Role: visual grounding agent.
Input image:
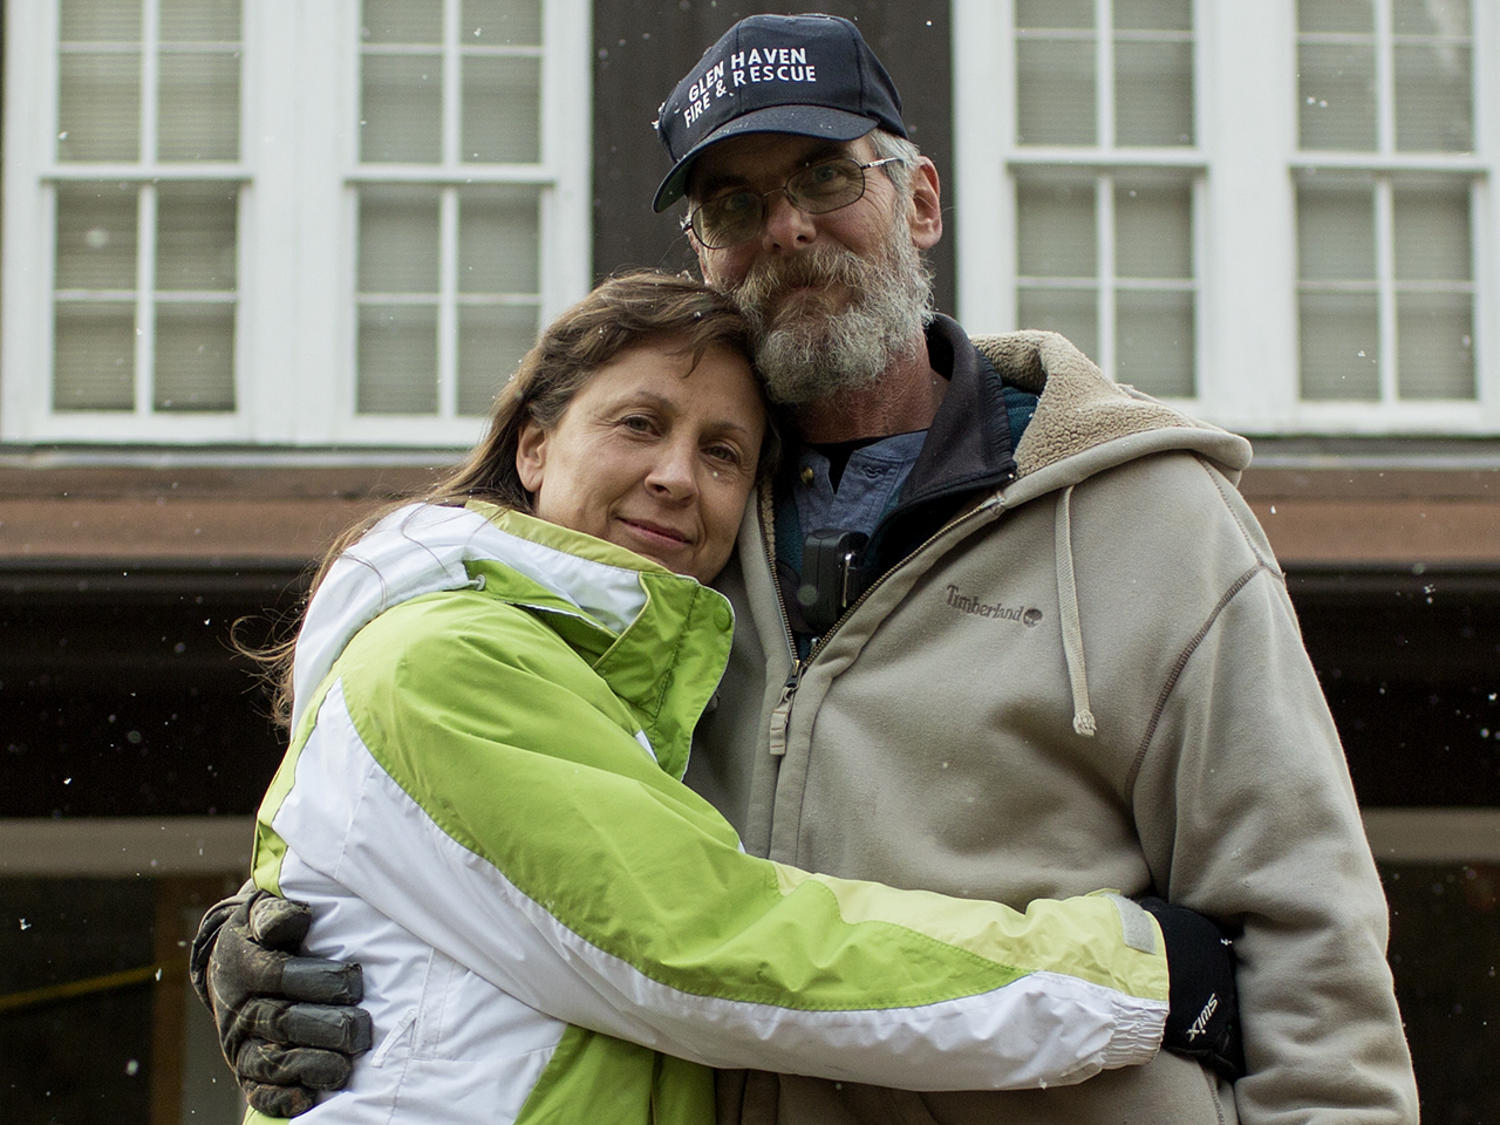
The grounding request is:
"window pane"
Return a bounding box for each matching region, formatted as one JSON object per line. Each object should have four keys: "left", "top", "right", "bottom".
{"left": 1298, "top": 186, "right": 1375, "bottom": 281}
{"left": 1116, "top": 181, "right": 1191, "bottom": 279}
{"left": 358, "top": 306, "right": 438, "bottom": 413}
{"left": 1017, "top": 40, "right": 1096, "bottom": 145}
{"left": 1299, "top": 43, "right": 1377, "bottom": 149}
{"left": 156, "top": 303, "right": 235, "bottom": 410}
{"left": 1116, "top": 40, "right": 1193, "bottom": 146}
{"left": 1300, "top": 0, "right": 1373, "bottom": 33}
{"left": 56, "top": 184, "right": 138, "bottom": 291}
{"left": 363, "top": 0, "right": 443, "bottom": 43}
{"left": 465, "top": 0, "right": 542, "bottom": 45}
{"left": 1019, "top": 288, "right": 1098, "bottom": 362}
{"left": 1016, "top": 0, "right": 1093, "bottom": 30}
{"left": 1397, "top": 293, "right": 1473, "bottom": 399}
{"left": 1017, "top": 177, "right": 1096, "bottom": 278}
{"left": 161, "top": 0, "right": 241, "bottom": 40}
{"left": 157, "top": 184, "right": 238, "bottom": 291}
{"left": 58, "top": 53, "right": 142, "bottom": 161}
{"left": 60, "top": 0, "right": 142, "bottom": 41}
{"left": 1394, "top": 185, "right": 1470, "bottom": 281}
{"left": 1393, "top": 0, "right": 1469, "bottom": 36}
{"left": 458, "top": 305, "right": 538, "bottom": 415}
{"left": 361, "top": 55, "right": 443, "bottom": 163}
{"left": 1116, "top": 0, "right": 1191, "bottom": 31}
{"left": 459, "top": 188, "right": 539, "bottom": 292}
{"left": 1300, "top": 292, "right": 1379, "bottom": 399}
{"left": 462, "top": 57, "right": 541, "bottom": 163}
{"left": 1117, "top": 289, "right": 1194, "bottom": 396}
{"left": 359, "top": 189, "right": 440, "bottom": 293}
{"left": 1395, "top": 43, "right": 1472, "bottom": 153}
{"left": 54, "top": 302, "right": 136, "bottom": 410}
{"left": 159, "top": 52, "right": 240, "bottom": 160}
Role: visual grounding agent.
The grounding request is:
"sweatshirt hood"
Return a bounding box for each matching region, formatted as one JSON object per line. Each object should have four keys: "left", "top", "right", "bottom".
{"left": 971, "top": 330, "right": 1252, "bottom": 492}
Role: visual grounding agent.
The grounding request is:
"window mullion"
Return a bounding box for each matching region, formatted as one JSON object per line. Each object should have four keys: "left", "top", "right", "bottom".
{"left": 443, "top": 0, "right": 462, "bottom": 167}
{"left": 1375, "top": 0, "right": 1395, "bottom": 156}
{"left": 1098, "top": 174, "right": 1116, "bottom": 377}
{"left": 135, "top": 183, "right": 158, "bottom": 416}
{"left": 1096, "top": 0, "right": 1113, "bottom": 149}
{"left": 438, "top": 186, "right": 459, "bottom": 419}
{"left": 142, "top": 0, "right": 161, "bottom": 163}
{"left": 1375, "top": 177, "right": 1399, "bottom": 404}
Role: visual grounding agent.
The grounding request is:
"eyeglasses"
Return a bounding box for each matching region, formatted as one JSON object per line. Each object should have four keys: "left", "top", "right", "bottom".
{"left": 681, "top": 156, "right": 906, "bottom": 249}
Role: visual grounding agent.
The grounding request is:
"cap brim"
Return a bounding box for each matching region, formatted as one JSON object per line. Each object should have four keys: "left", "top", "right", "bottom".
{"left": 652, "top": 104, "right": 879, "bottom": 213}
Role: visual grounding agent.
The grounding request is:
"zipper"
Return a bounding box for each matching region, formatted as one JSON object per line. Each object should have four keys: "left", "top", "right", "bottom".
{"left": 763, "top": 489, "right": 1008, "bottom": 756}
{"left": 761, "top": 486, "right": 805, "bottom": 758}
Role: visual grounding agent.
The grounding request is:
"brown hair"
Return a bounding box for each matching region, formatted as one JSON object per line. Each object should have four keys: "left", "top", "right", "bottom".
{"left": 240, "top": 269, "right": 775, "bottom": 727}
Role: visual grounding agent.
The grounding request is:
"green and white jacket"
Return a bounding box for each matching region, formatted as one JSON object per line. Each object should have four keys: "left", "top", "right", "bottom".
{"left": 250, "top": 501, "right": 1170, "bottom": 1124}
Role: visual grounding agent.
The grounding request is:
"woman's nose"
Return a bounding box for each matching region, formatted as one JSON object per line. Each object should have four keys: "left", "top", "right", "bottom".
{"left": 646, "top": 441, "right": 700, "bottom": 497}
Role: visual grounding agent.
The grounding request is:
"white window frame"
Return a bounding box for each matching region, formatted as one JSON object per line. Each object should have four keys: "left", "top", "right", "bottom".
{"left": 954, "top": 0, "right": 1500, "bottom": 436}
{"left": 2, "top": 0, "right": 592, "bottom": 448}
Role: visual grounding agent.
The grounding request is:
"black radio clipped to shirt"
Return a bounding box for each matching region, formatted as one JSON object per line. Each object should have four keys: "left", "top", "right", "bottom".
{"left": 797, "top": 529, "right": 870, "bottom": 635}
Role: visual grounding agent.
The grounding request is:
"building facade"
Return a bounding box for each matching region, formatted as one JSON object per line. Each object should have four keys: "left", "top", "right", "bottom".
{"left": 2, "top": 2, "right": 1497, "bottom": 1120}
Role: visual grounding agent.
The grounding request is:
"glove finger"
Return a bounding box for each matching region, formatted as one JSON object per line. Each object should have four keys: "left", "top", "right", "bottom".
{"left": 235, "top": 997, "right": 373, "bottom": 1053}
{"left": 209, "top": 922, "right": 297, "bottom": 1007}
{"left": 247, "top": 891, "right": 314, "bottom": 949}
{"left": 236, "top": 1039, "right": 357, "bottom": 1091}
{"left": 242, "top": 1079, "right": 318, "bottom": 1119}
{"left": 282, "top": 955, "right": 364, "bottom": 1005}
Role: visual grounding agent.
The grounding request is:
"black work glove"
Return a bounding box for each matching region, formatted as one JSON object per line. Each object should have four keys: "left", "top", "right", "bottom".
{"left": 1137, "top": 896, "right": 1245, "bottom": 1082}
{"left": 189, "top": 886, "right": 373, "bottom": 1117}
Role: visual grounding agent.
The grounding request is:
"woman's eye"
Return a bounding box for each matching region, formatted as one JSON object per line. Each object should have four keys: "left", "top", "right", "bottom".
{"left": 620, "top": 415, "right": 657, "bottom": 434}
{"left": 706, "top": 444, "right": 743, "bottom": 467}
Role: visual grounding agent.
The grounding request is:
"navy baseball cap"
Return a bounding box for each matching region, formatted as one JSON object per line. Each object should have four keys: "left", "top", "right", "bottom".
{"left": 652, "top": 13, "right": 907, "bottom": 212}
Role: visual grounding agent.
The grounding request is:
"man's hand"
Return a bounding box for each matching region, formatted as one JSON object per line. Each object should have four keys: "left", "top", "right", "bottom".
{"left": 1138, "top": 896, "right": 1245, "bottom": 1081}
{"left": 189, "top": 888, "right": 373, "bottom": 1117}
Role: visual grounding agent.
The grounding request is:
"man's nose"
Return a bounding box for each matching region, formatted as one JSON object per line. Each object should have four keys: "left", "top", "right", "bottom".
{"left": 759, "top": 189, "right": 817, "bottom": 251}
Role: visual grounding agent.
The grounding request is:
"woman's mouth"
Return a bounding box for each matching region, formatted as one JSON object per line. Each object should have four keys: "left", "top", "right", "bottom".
{"left": 619, "top": 518, "right": 691, "bottom": 550}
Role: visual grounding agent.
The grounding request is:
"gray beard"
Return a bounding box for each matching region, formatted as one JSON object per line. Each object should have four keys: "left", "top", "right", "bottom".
{"left": 726, "top": 219, "right": 934, "bottom": 406}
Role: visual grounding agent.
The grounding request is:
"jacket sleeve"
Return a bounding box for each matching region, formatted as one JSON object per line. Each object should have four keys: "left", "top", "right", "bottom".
{"left": 1128, "top": 502, "right": 1419, "bottom": 1121}
{"left": 256, "top": 593, "right": 1168, "bottom": 1093}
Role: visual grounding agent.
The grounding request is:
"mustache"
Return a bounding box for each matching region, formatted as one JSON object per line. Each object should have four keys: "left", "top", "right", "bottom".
{"left": 731, "top": 244, "right": 870, "bottom": 311}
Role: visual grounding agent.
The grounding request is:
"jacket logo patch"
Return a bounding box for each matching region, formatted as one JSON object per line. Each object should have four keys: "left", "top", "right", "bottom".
{"left": 944, "top": 585, "right": 1043, "bottom": 627}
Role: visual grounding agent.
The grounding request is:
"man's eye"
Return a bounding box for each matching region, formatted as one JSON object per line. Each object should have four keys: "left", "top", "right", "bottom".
{"left": 712, "top": 191, "right": 758, "bottom": 217}
{"left": 798, "top": 161, "right": 853, "bottom": 196}
{"left": 807, "top": 161, "right": 842, "bottom": 185}
{"left": 620, "top": 415, "right": 657, "bottom": 434}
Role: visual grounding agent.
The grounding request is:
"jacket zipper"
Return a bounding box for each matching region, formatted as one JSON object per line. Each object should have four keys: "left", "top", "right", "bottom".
{"left": 765, "top": 491, "right": 1008, "bottom": 756}
{"left": 762, "top": 487, "right": 804, "bottom": 758}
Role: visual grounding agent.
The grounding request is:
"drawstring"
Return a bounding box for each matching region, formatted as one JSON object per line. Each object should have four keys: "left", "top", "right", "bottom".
{"left": 1054, "top": 485, "right": 1097, "bottom": 737}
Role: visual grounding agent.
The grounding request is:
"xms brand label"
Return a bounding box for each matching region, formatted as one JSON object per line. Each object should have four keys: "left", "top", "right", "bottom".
{"left": 1186, "top": 993, "right": 1219, "bottom": 1041}
{"left": 943, "top": 585, "right": 1043, "bottom": 627}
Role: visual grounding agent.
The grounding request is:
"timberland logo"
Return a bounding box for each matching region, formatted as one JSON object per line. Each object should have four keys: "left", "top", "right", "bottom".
{"left": 944, "top": 585, "right": 1043, "bottom": 627}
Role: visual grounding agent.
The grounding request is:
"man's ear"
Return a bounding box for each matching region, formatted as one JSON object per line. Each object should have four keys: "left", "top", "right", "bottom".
{"left": 515, "top": 420, "right": 547, "bottom": 493}
{"left": 907, "top": 156, "right": 943, "bottom": 250}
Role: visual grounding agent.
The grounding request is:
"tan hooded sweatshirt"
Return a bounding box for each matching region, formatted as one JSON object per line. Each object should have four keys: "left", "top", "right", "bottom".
{"left": 690, "top": 324, "right": 1420, "bottom": 1124}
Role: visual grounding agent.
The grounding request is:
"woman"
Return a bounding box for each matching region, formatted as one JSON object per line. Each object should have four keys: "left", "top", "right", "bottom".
{"left": 239, "top": 272, "right": 1170, "bottom": 1123}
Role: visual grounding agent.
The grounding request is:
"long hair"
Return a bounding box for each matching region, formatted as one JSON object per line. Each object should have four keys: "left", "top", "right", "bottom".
{"left": 240, "top": 270, "right": 775, "bottom": 727}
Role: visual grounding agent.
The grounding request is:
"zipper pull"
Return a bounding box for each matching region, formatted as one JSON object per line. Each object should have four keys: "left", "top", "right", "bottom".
{"left": 768, "top": 665, "right": 801, "bottom": 757}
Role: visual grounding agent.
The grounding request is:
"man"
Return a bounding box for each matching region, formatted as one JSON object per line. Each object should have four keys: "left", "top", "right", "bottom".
{"left": 195, "top": 12, "right": 1418, "bottom": 1124}
{"left": 648, "top": 13, "right": 1417, "bottom": 1123}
